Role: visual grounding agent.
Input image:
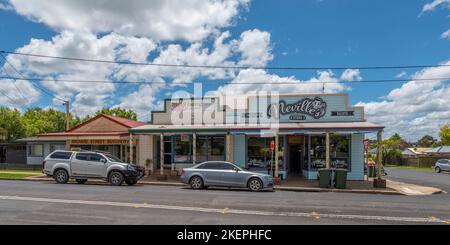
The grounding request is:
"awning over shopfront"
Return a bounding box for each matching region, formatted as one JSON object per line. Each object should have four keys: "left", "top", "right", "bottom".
{"left": 129, "top": 121, "right": 384, "bottom": 134}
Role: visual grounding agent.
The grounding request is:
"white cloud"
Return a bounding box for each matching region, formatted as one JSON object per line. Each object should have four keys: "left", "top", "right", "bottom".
{"left": 237, "top": 29, "right": 273, "bottom": 66}
{"left": 9, "top": 0, "right": 250, "bottom": 42}
{"left": 441, "top": 29, "right": 450, "bottom": 40}
{"left": 0, "top": 79, "right": 40, "bottom": 106}
{"left": 340, "top": 69, "right": 362, "bottom": 82}
{"left": 116, "top": 81, "right": 166, "bottom": 122}
{"left": 421, "top": 0, "right": 450, "bottom": 14}
{"left": 217, "top": 69, "right": 348, "bottom": 95}
{"left": 396, "top": 71, "right": 408, "bottom": 78}
{"left": 355, "top": 61, "right": 450, "bottom": 141}
{"left": 2, "top": 31, "right": 157, "bottom": 117}
{"left": 0, "top": 2, "right": 13, "bottom": 10}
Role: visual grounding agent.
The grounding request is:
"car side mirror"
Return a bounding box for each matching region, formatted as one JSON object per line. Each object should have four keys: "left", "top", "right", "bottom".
{"left": 100, "top": 158, "right": 107, "bottom": 163}
{"left": 233, "top": 167, "right": 239, "bottom": 172}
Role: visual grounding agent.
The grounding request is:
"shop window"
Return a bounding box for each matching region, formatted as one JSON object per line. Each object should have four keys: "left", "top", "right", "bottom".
{"left": 309, "top": 135, "right": 350, "bottom": 170}
{"left": 195, "top": 136, "right": 225, "bottom": 163}
{"left": 29, "top": 144, "right": 43, "bottom": 157}
{"left": 247, "top": 137, "right": 274, "bottom": 171}
{"left": 330, "top": 135, "right": 350, "bottom": 169}
{"left": 50, "top": 144, "right": 65, "bottom": 152}
{"left": 174, "top": 135, "right": 192, "bottom": 163}
{"left": 209, "top": 136, "right": 225, "bottom": 161}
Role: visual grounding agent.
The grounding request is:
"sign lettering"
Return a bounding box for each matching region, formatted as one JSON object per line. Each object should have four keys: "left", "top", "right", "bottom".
{"left": 267, "top": 97, "right": 327, "bottom": 119}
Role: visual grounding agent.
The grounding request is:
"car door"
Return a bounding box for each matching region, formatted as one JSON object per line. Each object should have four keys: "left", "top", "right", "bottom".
{"left": 198, "top": 162, "right": 223, "bottom": 186}
{"left": 443, "top": 160, "right": 450, "bottom": 171}
{"left": 71, "top": 153, "right": 90, "bottom": 176}
{"left": 84, "top": 153, "right": 107, "bottom": 177}
{"left": 219, "top": 163, "right": 248, "bottom": 187}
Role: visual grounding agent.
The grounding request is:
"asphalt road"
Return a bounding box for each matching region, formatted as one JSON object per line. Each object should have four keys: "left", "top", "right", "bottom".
{"left": 0, "top": 179, "right": 449, "bottom": 225}
{"left": 386, "top": 167, "right": 450, "bottom": 193}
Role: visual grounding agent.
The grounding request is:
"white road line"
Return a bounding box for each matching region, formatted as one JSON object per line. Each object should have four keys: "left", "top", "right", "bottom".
{"left": 0, "top": 195, "right": 448, "bottom": 224}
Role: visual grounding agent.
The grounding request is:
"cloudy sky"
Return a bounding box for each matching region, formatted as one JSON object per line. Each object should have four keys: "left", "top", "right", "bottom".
{"left": 0, "top": 0, "right": 449, "bottom": 141}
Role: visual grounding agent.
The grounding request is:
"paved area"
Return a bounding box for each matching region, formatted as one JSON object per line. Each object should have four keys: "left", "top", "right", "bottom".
{"left": 386, "top": 167, "right": 450, "bottom": 193}
{"left": 0, "top": 180, "right": 449, "bottom": 225}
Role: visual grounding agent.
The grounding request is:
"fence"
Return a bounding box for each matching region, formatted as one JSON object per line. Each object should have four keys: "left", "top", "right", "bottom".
{"left": 397, "top": 155, "right": 450, "bottom": 168}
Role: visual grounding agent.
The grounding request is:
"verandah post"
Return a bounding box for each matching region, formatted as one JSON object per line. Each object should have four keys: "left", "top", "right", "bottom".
{"left": 129, "top": 133, "right": 133, "bottom": 164}
{"left": 160, "top": 133, "right": 164, "bottom": 176}
{"left": 325, "top": 132, "right": 330, "bottom": 169}
{"left": 193, "top": 133, "right": 197, "bottom": 164}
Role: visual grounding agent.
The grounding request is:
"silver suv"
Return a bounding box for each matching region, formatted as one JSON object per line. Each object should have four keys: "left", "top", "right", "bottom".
{"left": 42, "top": 150, "right": 145, "bottom": 186}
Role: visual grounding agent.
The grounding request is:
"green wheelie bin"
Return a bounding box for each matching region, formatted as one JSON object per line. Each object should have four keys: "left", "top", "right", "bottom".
{"left": 334, "top": 168, "right": 348, "bottom": 189}
{"left": 368, "top": 165, "right": 376, "bottom": 177}
{"left": 318, "top": 169, "right": 332, "bottom": 188}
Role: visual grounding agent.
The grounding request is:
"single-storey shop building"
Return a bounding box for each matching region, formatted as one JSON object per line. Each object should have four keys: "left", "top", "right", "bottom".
{"left": 131, "top": 93, "right": 384, "bottom": 181}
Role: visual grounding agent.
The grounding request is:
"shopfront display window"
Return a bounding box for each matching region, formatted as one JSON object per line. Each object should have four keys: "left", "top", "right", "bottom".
{"left": 195, "top": 135, "right": 225, "bottom": 163}
{"left": 174, "top": 135, "right": 192, "bottom": 163}
{"left": 247, "top": 136, "right": 284, "bottom": 173}
{"left": 309, "top": 135, "right": 350, "bottom": 170}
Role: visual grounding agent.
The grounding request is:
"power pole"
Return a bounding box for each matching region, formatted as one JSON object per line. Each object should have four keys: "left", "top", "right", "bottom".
{"left": 65, "top": 100, "right": 70, "bottom": 131}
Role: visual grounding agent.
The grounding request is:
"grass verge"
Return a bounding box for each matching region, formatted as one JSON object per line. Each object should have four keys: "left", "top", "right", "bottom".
{"left": 385, "top": 165, "right": 433, "bottom": 172}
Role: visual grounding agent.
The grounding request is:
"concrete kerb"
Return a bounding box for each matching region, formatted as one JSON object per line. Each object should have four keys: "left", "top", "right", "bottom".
{"left": 0, "top": 175, "right": 441, "bottom": 196}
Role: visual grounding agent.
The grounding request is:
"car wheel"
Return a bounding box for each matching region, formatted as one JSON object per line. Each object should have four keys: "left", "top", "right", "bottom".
{"left": 76, "top": 179, "right": 87, "bottom": 184}
{"left": 435, "top": 167, "right": 441, "bottom": 173}
{"left": 125, "top": 178, "right": 137, "bottom": 186}
{"left": 54, "top": 169, "right": 69, "bottom": 184}
{"left": 248, "top": 178, "right": 263, "bottom": 192}
{"left": 189, "top": 176, "right": 204, "bottom": 190}
{"left": 109, "top": 171, "right": 124, "bottom": 186}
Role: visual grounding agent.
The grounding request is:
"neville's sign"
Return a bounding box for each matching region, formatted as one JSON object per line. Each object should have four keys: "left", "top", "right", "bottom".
{"left": 267, "top": 97, "right": 327, "bottom": 120}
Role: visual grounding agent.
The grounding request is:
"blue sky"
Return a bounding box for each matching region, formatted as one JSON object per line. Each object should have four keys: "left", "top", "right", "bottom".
{"left": 0, "top": 0, "right": 449, "bottom": 140}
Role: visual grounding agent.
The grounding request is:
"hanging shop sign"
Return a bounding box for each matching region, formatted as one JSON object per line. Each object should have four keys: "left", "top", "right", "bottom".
{"left": 267, "top": 97, "right": 327, "bottom": 119}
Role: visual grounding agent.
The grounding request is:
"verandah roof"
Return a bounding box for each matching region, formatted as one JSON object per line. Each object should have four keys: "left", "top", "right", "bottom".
{"left": 129, "top": 121, "right": 384, "bottom": 134}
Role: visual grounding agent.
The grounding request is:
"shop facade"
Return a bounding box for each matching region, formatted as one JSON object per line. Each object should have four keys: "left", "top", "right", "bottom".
{"left": 131, "top": 93, "right": 384, "bottom": 181}
{"left": 20, "top": 114, "right": 144, "bottom": 165}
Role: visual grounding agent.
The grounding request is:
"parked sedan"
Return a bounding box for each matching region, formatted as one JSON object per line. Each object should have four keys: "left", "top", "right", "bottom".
{"left": 180, "top": 161, "right": 274, "bottom": 192}
{"left": 434, "top": 159, "right": 450, "bottom": 173}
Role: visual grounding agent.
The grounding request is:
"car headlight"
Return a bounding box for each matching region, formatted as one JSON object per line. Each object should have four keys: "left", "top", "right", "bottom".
{"left": 127, "top": 164, "right": 136, "bottom": 171}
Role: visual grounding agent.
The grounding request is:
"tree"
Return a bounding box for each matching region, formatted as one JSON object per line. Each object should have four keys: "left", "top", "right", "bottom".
{"left": 22, "top": 108, "right": 67, "bottom": 136}
{"left": 0, "top": 107, "right": 26, "bottom": 142}
{"left": 417, "top": 135, "right": 436, "bottom": 147}
{"left": 380, "top": 133, "right": 410, "bottom": 165}
{"left": 22, "top": 107, "right": 82, "bottom": 135}
{"left": 440, "top": 124, "right": 450, "bottom": 146}
{"left": 95, "top": 107, "right": 138, "bottom": 120}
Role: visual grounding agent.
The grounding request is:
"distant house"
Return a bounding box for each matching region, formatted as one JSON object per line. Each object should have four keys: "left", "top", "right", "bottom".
{"left": 425, "top": 146, "right": 450, "bottom": 156}
{"left": 17, "top": 114, "right": 145, "bottom": 165}
{"left": 401, "top": 147, "right": 432, "bottom": 157}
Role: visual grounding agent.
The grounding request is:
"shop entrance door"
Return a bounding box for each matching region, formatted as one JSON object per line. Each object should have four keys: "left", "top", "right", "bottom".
{"left": 289, "top": 144, "right": 302, "bottom": 174}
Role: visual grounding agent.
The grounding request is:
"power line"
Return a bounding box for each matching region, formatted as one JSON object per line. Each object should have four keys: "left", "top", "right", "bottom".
{"left": 0, "top": 87, "right": 23, "bottom": 106}
{"left": 0, "top": 52, "right": 66, "bottom": 102}
{"left": 0, "top": 76, "right": 449, "bottom": 85}
{"left": 2, "top": 50, "right": 450, "bottom": 71}
{"left": 0, "top": 55, "right": 30, "bottom": 105}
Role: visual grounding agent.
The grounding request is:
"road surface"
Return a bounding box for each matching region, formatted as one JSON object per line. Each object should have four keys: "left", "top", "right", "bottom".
{"left": 0, "top": 179, "right": 449, "bottom": 225}
{"left": 386, "top": 167, "right": 450, "bottom": 193}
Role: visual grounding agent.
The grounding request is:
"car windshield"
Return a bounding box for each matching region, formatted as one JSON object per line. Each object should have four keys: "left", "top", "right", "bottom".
{"left": 104, "top": 154, "right": 123, "bottom": 163}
